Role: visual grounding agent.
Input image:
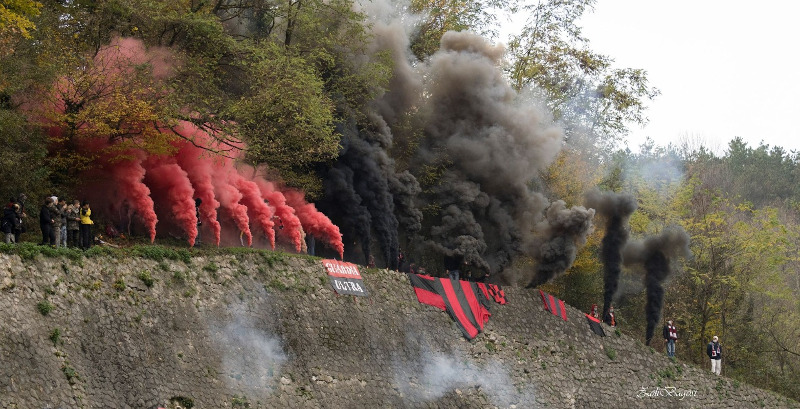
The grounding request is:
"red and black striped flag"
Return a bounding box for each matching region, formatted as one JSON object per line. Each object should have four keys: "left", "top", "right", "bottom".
{"left": 407, "top": 274, "right": 493, "bottom": 340}
{"left": 477, "top": 283, "right": 507, "bottom": 305}
{"left": 586, "top": 314, "right": 606, "bottom": 336}
{"left": 539, "top": 290, "right": 568, "bottom": 321}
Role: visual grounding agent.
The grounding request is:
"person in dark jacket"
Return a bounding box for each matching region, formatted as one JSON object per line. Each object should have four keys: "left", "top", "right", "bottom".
{"left": 66, "top": 200, "right": 81, "bottom": 247}
{"left": 39, "top": 197, "right": 55, "bottom": 246}
{"left": 14, "top": 193, "right": 27, "bottom": 242}
{"left": 663, "top": 320, "right": 678, "bottom": 357}
{"left": 2, "top": 199, "right": 19, "bottom": 243}
{"left": 707, "top": 335, "right": 722, "bottom": 375}
{"left": 194, "top": 198, "right": 202, "bottom": 246}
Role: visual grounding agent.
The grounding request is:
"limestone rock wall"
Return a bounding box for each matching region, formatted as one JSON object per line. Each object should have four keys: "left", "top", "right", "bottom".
{"left": 0, "top": 252, "right": 797, "bottom": 409}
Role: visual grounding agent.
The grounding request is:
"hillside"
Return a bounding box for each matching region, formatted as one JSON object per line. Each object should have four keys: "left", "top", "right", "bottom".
{"left": 0, "top": 249, "right": 797, "bottom": 408}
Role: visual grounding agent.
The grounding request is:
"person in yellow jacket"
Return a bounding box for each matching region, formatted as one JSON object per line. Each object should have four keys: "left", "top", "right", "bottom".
{"left": 79, "top": 200, "right": 93, "bottom": 250}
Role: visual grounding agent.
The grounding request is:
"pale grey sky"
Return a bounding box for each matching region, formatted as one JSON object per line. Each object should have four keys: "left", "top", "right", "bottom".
{"left": 576, "top": 0, "right": 800, "bottom": 153}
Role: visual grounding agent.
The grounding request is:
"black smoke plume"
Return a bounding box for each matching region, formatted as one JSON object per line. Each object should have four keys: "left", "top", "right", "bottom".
{"left": 320, "top": 118, "right": 421, "bottom": 269}
{"left": 412, "top": 31, "right": 594, "bottom": 279}
{"left": 526, "top": 201, "right": 595, "bottom": 287}
{"left": 314, "top": 2, "right": 426, "bottom": 269}
{"left": 584, "top": 190, "right": 637, "bottom": 323}
{"left": 623, "top": 226, "right": 691, "bottom": 345}
{"left": 324, "top": 4, "right": 595, "bottom": 278}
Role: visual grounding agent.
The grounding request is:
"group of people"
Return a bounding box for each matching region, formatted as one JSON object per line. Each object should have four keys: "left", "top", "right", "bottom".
{"left": 662, "top": 320, "right": 723, "bottom": 376}
{"left": 38, "top": 196, "right": 94, "bottom": 249}
{"left": 588, "top": 305, "right": 722, "bottom": 375}
{"left": 1, "top": 194, "right": 94, "bottom": 249}
{"left": 589, "top": 303, "right": 617, "bottom": 327}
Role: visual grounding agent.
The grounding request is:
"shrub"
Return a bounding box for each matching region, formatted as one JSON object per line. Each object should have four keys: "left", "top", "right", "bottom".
{"left": 606, "top": 347, "right": 617, "bottom": 360}
{"left": 137, "top": 271, "right": 154, "bottom": 287}
{"left": 62, "top": 362, "right": 78, "bottom": 384}
{"left": 113, "top": 278, "right": 126, "bottom": 292}
{"left": 37, "top": 299, "right": 54, "bottom": 316}
{"left": 49, "top": 328, "right": 61, "bottom": 345}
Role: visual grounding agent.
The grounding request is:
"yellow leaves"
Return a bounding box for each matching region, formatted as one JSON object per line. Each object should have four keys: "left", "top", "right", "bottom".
{"left": 0, "top": 0, "right": 42, "bottom": 39}
{"left": 542, "top": 148, "right": 602, "bottom": 207}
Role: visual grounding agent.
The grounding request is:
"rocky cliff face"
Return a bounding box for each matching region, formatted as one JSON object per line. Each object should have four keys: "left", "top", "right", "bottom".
{"left": 0, "top": 251, "right": 797, "bottom": 409}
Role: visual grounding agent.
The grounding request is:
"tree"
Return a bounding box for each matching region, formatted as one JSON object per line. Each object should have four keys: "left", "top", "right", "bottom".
{"left": 230, "top": 42, "right": 340, "bottom": 196}
{"left": 0, "top": 0, "right": 42, "bottom": 57}
{"left": 408, "top": 0, "right": 507, "bottom": 59}
{"left": 506, "top": 0, "right": 659, "bottom": 151}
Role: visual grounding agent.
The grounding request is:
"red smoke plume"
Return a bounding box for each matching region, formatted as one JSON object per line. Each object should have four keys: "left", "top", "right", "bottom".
{"left": 35, "top": 36, "right": 344, "bottom": 254}
{"left": 143, "top": 158, "right": 198, "bottom": 246}
{"left": 174, "top": 125, "right": 223, "bottom": 245}
{"left": 110, "top": 151, "right": 158, "bottom": 242}
{"left": 284, "top": 190, "right": 344, "bottom": 258}
{"left": 231, "top": 172, "right": 275, "bottom": 249}
{"left": 255, "top": 179, "right": 303, "bottom": 252}
{"left": 211, "top": 165, "right": 254, "bottom": 247}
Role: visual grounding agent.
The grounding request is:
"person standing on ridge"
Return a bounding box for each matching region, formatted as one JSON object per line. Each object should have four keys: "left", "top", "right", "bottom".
{"left": 663, "top": 319, "right": 678, "bottom": 357}
{"left": 194, "top": 198, "right": 202, "bottom": 246}
{"left": 15, "top": 193, "right": 27, "bottom": 243}
{"left": 79, "top": 200, "right": 93, "bottom": 250}
{"left": 590, "top": 304, "right": 599, "bottom": 320}
{"left": 67, "top": 200, "right": 81, "bottom": 247}
{"left": 604, "top": 305, "right": 616, "bottom": 327}
{"left": 39, "top": 197, "right": 55, "bottom": 246}
{"left": 707, "top": 335, "right": 722, "bottom": 375}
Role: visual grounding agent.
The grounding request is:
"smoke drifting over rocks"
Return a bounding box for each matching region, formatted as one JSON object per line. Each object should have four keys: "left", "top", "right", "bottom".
{"left": 623, "top": 226, "right": 691, "bottom": 345}
{"left": 392, "top": 347, "right": 537, "bottom": 406}
{"left": 584, "top": 190, "right": 637, "bottom": 321}
{"left": 209, "top": 301, "right": 287, "bottom": 393}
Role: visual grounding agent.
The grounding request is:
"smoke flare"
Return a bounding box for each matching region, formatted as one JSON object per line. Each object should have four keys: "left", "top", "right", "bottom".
{"left": 175, "top": 129, "right": 223, "bottom": 245}
{"left": 255, "top": 178, "right": 304, "bottom": 252}
{"left": 623, "top": 226, "right": 691, "bottom": 345}
{"left": 527, "top": 201, "right": 595, "bottom": 287}
{"left": 584, "top": 190, "right": 637, "bottom": 323}
{"left": 232, "top": 173, "right": 276, "bottom": 249}
{"left": 143, "top": 159, "right": 198, "bottom": 246}
{"left": 284, "top": 190, "right": 344, "bottom": 258}
{"left": 110, "top": 152, "right": 158, "bottom": 242}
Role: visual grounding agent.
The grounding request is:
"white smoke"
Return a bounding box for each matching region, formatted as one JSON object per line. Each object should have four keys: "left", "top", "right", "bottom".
{"left": 209, "top": 301, "right": 287, "bottom": 393}
{"left": 393, "top": 349, "right": 537, "bottom": 407}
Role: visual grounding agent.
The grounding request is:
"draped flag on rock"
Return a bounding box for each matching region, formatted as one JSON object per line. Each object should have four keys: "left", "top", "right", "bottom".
{"left": 477, "top": 282, "right": 507, "bottom": 305}
{"left": 586, "top": 314, "right": 606, "bottom": 336}
{"left": 539, "top": 290, "right": 568, "bottom": 321}
{"left": 407, "top": 274, "right": 499, "bottom": 340}
{"left": 322, "top": 259, "right": 368, "bottom": 297}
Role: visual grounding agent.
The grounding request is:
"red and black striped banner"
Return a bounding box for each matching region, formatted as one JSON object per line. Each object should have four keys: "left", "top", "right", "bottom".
{"left": 539, "top": 290, "right": 568, "bottom": 321}
{"left": 408, "top": 274, "right": 495, "bottom": 340}
{"left": 477, "top": 282, "right": 507, "bottom": 305}
{"left": 586, "top": 314, "right": 606, "bottom": 336}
